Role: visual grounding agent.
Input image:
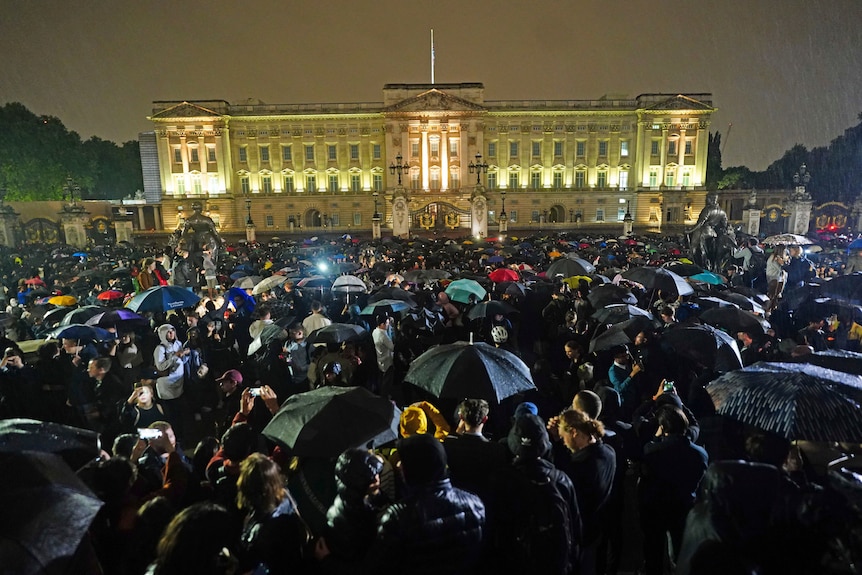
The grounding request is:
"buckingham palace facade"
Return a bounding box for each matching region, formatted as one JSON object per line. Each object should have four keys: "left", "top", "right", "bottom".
{"left": 142, "top": 83, "right": 715, "bottom": 239}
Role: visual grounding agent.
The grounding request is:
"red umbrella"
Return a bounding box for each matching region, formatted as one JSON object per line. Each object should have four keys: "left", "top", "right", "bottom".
{"left": 97, "top": 290, "right": 125, "bottom": 301}
{"left": 25, "top": 278, "right": 46, "bottom": 286}
{"left": 488, "top": 268, "right": 520, "bottom": 283}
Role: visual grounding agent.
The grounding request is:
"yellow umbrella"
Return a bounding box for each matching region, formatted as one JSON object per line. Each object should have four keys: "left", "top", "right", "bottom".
{"left": 562, "top": 275, "right": 593, "bottom": 288}
{"left": 679, "top": 258, "right": 693, "bottom": 264}
{"left": 48, "top": 295, "right": 77, "bottom": 307}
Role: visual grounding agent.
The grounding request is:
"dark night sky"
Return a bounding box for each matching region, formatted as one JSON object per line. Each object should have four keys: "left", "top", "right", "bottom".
{"left": 2, "top": 0, "right": 860, "bottom": 171}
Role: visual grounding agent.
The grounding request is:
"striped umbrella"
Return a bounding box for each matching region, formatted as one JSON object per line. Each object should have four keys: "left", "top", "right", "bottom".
{"left": 706, "top": 362, "right": 862, "bottom": 442}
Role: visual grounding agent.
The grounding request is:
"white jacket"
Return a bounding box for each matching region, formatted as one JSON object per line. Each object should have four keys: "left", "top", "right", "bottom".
{"left": 154, "top": 324, "right": 185, "bottom": 400}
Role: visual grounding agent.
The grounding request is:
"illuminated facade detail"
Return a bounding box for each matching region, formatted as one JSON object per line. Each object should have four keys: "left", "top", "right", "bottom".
{"left": 148, "top": 85, "right": 715, "bottom": 234}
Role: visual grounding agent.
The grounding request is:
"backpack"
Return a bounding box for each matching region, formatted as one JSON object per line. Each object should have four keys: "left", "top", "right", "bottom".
{"left": 748, "top": 248, "right": 767, "bottom": 271}
{"left": 508, "top": 473, "right": 573, "bottom": 575}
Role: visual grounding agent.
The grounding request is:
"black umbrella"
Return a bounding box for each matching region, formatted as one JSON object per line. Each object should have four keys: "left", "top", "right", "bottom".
{"left": 0, "top": 451, "right": 104, "bottom": 575}
{"left": 694, "top": 296, "right": 739, "bottom": 311}
{"left": 306, "top": 323, "right": 366, "bottom": 345}
{"left": 589, "top": 316, "right": 656, "bottom": 353}
{"left": 262, "top": 386, "right": 397, "bottom": 457}
{"left": 48, "top": 324, "right": 115, "bottom": 343}
{"left": 819, "top": 273, "right": 862, "bottom": 304}
{"left": 40, "top": 307, "right": 74, "bottom": 328}
{"left": 797, "top": 349, "right": 862, "bottom": 377}
{"left": 706, "top": 362, "right": 862, "bottom": 442}
{"left": 465, "top": 300, "right": 520, "bottom": 321}
{"left": 621, "top": 267, "right": 694, "bottom": 297}
{"left": 547, "top": 257, "right": 595, "bottom": 278}
{"left": 404, "top": 341, "right": 535, "bottom": 403}
{"left": 592, "top": 304, "right": 654, "bottom": 325}
{"left": 402, "top": 269, "right": 451, "bottom": 283}
{"left": 700, "top": 307, "right": 770, "bottom": 335}
{"left": 368, "top": 287, "right": 417, "bottom": 304}
{"left": 715, "top": 292, "right": 766, "bottom": 314}
{"left": 797, "top": 298, "right": 862, "bottom": 323}
{"left": 663, "top": 261, "right": 705, "bottom": 277}
{"left": 0, "top": 419, "right": 101, "bottom": 471}
{"left": 58, "top": 305, "right": 107, "bottom": 327}
{"left": 587, "top": 284, "right": 637, "bottom": 308}
{"left": 661, "top": 323, "right": 743, "bottom": 372}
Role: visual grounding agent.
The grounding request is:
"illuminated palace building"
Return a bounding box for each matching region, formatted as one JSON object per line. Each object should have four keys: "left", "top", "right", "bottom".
{"left": 143, "top": 83, "right": 715, "bottom": 238}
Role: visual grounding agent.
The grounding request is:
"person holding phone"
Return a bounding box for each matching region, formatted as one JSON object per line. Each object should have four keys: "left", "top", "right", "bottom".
{"left": 119, "top": 372, "right": 165, "bottom": 431}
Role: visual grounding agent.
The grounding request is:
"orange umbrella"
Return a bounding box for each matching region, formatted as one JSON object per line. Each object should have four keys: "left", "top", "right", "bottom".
{"left": 548, "top": 250, "right": 562, "bottom": 258}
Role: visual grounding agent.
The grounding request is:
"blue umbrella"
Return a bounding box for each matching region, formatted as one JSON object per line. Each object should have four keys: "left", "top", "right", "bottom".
{"left": 689, "top": 271, "right": 726, "bottom": 285}
{"left": 126, "top": 286, "right": 201, "bottom": 313}
{"left": 488, "top": 255, "right": 506, "bottom": 263}
{"left": 848, "top": 238, "right": 862, "bottom": 250}
{"left": 48, "top": 324, "right": 115, "bottom": 343}
{"left": 226, "top": 287, "right": 256, "bottom": 316}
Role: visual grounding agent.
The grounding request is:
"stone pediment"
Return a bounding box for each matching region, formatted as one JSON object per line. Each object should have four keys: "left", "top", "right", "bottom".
{"left": 385, "top": 89, "right": 486, "bottom": 113}
{"left": 150, "top": 102, "right": 223, "bottom": 120}
{"left": 645, "top": 95, "right": 713, "bottom": 112}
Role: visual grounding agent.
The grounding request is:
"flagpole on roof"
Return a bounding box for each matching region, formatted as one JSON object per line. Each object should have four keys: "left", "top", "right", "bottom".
{"left": 430, "top": 29, "right": 435, "bottom": 84}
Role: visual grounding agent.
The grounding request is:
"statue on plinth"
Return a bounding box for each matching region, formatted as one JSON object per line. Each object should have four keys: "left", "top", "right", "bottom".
{"left": 173, "top": 202, "right": 223, "bottom": 270}
{"left": 687, "top": 192, "right": 735, "bottom": 273}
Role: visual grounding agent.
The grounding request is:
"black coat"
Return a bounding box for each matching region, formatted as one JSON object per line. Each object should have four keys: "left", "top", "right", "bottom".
{"left": 240, "top": 496, "right": 309, "bottom": 575}
{"left": 638, "top": 434, "right": 708, "bottom": 513}
{"left": 364, "top": 478, "right": 485, "bottom": 575}
{"left": 555, "top": 440, "right": 616, "bottom": 546}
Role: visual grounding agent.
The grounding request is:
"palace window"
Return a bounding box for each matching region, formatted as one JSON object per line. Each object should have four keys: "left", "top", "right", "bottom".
{"left": 306, "top": 174, "right": 316, "bottom": 191}
{"left": 553, "top": 171, "right": 563, "bottom": 189}
{"left": 510, "top": 142, "right": 519, "bottom": 157}
{"left": 668, "top": 141, "right": 677, "bottom": 156}
{"left": 487, "top": 172, "right": 497, "bottom": 189}
{"left": 189, "top": 147, "right": 199, "bottom": 163}
{"left": 554, "top": 141, "right": 563, "bottom": 157}
{"left": 282, "top": 145, "right": 292, "bottom": 161}
{"left": 259, "top": 146, "right": 270, "bottom": 162}
{"left": 595, "top": 208, "right": 605, "bottom": 222}
{"left": 598, "top": 141, "right": 608, "bottom": 157}
{"left": 351, "top": 174, "right": 361, "bottom": 192}
{"left": 665, "top": 171, "right": 675, "bottom": 187}
{"left": 450, "top": 139, "right": 458, "bottom": 157}
{"left": 450, "top": 170, "right": 460, "bottom": 189}
{"left": 175, "top": 175, "right": 186, "bottom": 195}
{"left": 329, "top": 174, "right": 339, "bottom": 192}
{"left": 328, "top": 145, "right": 337, "bottom": 161}
{"left": 238, "top": 147, "right": 248, "bottom": 163}
{"left": 575, "top": 170, "right": 586, "bottom": 188}
{"left": 350, "top": 144, "right": 359, "bottom": 160}
{"left": 240, "top": 176, "right": 249, "bottom": 194}
{"left": 619, "top": 171, "right": 629, "bottom": 190}
{"left": 411, "top": 142, "right": 420, "bottom": 157}
{"left": 650, "top": 140, "right": 660, "bottom": 156}
{"left": 173, "top": 147, "right": 182, "bottom": 163}
{"left": 430, "top": 139, "right": 439, "bottom": 158}
{"left": 532, "top": 141, "right": 541, "bottom": 157}
{"left": 649, "top": 170, "right": 658, "bottom": 188}
{"left": 372, "top": 144, "right": 381, "bottom": 160}
{"left": 283, "top": 175, "right": 294, "bottom": 193}
{"left": 265, "top": 215, "right": 274, "bottom": 227}
{"left": 305, "top": 145, "right": 315, "bottom": 161}
{"left": 597, "top": 171, "right": 607, "bottom": 188}
{"left": 685, "top": 140, "right": 693, "bottom": 155}
{"left": 530, "top": 171, "right": 541, "bottom": 189}
{"left": 576, "top": 141, "right": 586, "bottom": 157}
{"left": 488, "top": 142, "right": 497, "bottom": 157}
{"left": 207, "top": 146, "right": 217, "bottom": 163}
{"left": 262, "top": 176, "right": 272, "bottom": 194}
{"left": 508, "top": 171, "right": 520, "bottom": 189}
{"left": 620, "top": 140, "right": 629, "bottom": 157}
{"left": 373, "top": 174, "right": 383, "bottom": 191}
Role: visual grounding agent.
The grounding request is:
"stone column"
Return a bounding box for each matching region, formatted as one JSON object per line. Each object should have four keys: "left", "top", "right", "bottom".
{"left": 742, "top": 191, "right": 761, "bottom": 236}
{"left": 471, "top": 187, "right": 488, "bottom": 239}
{"left": 372, "top": 215, "right": 382, "bottom": 240}
{"left": 785, "top": 197, "right": 813, "bottom": 235}
{"left": 114, "top": 218, "right": 135, "bottom": 244}
{"left": 852, "top": 196, "right": 862, "bottom": 232}
{"left": 246, "top": 223, "right": 257, "bottom": 243}
{"left": 59, "top": 205, "right": 90, "bottom": 249}
{"left": 0, "top": 205, "right": 20, "bottom": 247}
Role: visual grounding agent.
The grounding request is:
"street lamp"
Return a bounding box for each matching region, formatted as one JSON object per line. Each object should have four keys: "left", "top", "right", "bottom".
{"left": 245, "top": 198, "right": 253, "bottom": 226}
{"left": 623, "top": 200, "right": 634, "bottom": 235}
{"left": 468, "top": 153, "right": 489, "bottom": 185}
{"left": 389, "top": 153, "right": 409, "bottom": 187}
{"left": 372, "top": 191, "right": 380, "bottom": 219}
{"left": 792, "top": 163, "right": 811, "bottom": 200}
{"left": 498, "top": 190, "right": 508, "bottom": 236}
{"left": 569, "top": 209, "right": 574, "bottom": 224}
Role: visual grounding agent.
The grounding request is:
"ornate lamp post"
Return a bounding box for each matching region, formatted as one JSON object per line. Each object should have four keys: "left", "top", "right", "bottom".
{"left": 59, "top": 176, "right": 89, "bottom": 248}
{"left": 792, "top": 163, "right": 812, "bottom": 201}
{"left": 372, "top": 191, "right": 382, "bottom": 240}
{"left": 786, "top": 163, "right": 814, "bottom": 234}
{"left": 498, "top": 189, "right": 508, "bottom": 237}
{"left": 389, "top": 153, "right": 409, "bottom": 187}
{"left": 468, "top": 153, "right": 489, "bottom": 185}
{"left": 623, "top": 200, "right": 634, "bottom": 236}
{"left": 62, "top": 176, "right": 81, "bottom": 207}
{"left": 244, "top": 197, "right": 256, "bottom": 242}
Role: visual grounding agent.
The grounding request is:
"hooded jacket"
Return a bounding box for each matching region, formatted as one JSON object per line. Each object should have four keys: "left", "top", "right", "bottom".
{"left": 154, "top": 324, "right": 185, "bottom": 400}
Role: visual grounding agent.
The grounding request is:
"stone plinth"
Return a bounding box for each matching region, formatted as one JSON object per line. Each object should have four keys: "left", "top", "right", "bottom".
{"left": 785, "top": 198, "right": 813, "bottom": 235}
{"left": 59, "top": 205, "right": 90, "bottom": 249}
{"left": 743, "top": 208, "right": 762, "bottom": 236}
{"left": 391, "top": 189, "right": 410, "bottom": 238}
{"left": 0, "top": 207, "right": 20, "bottom": 247}
{"left": 471, "top": 188, "right": 488, "bottom": 239}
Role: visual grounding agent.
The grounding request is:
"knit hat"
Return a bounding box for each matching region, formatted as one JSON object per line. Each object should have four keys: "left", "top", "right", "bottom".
{"left": 399, "top": 406, "right": 428, "bottom": 437}
{"left": 397, "top": 434, "right": 448, "bottom": 485}
{"left": 507, "top": 414, "right": 551, "bottom": 459}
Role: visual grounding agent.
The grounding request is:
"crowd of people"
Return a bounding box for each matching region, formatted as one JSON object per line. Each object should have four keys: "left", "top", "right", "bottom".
{"left": 1, "top": 229, "right": 862, "bottom": 575}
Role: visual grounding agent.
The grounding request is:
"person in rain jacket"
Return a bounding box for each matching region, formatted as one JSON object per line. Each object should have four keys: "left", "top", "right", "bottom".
{"left": 154, "top": 324, "right": 188, "bottom": 426}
